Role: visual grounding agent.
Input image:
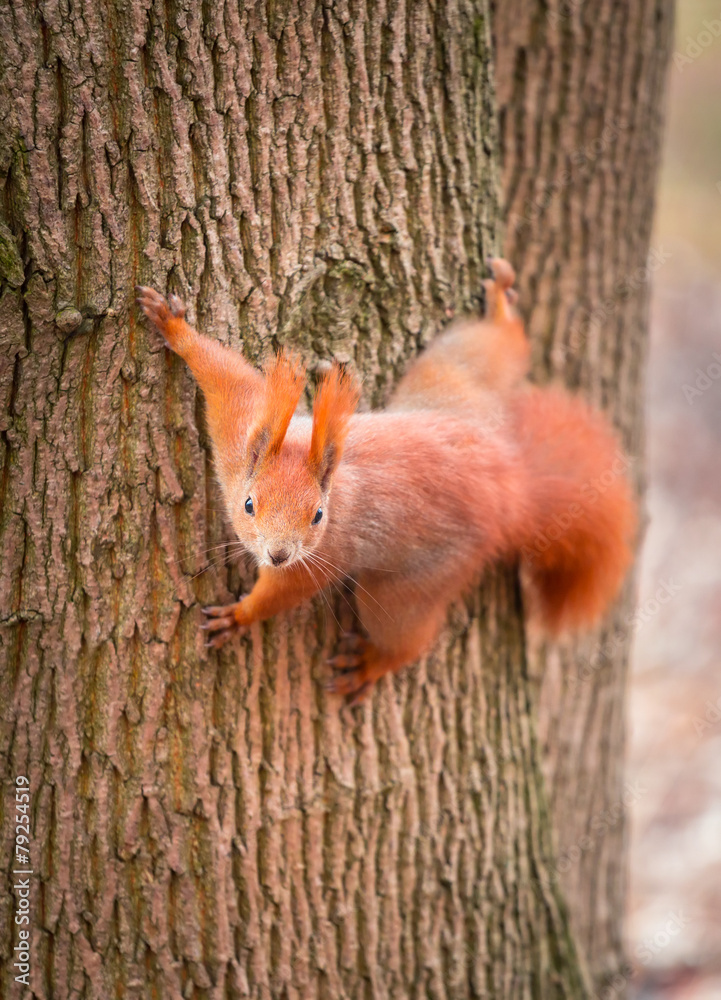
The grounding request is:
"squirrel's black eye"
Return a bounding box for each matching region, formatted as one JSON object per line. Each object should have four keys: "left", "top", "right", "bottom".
{"left": 244, "top": 497, "right": 254, "bottom": 515}
{"left": 312, "top": 508, "right": 323, "bottom": 525}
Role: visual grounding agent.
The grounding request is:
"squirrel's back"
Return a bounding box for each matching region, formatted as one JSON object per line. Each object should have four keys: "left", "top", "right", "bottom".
{"left": 330, "top": 410, "right": 530, "bottom": 575}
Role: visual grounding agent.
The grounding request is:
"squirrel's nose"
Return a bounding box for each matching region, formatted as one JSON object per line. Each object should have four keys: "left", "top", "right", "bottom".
{"left": 269, "top": 549, "right": 289, "bottom": 566}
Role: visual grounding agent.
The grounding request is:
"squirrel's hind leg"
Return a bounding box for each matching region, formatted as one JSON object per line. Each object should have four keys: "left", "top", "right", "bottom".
{"left": 324, "top": 575, "right": 450, "bottom": 703}
{"left": 389, "top": 258, "right": 529, "bottom": 413}
{"left": 325, "top": 630, "right": 439, "bottom": 704}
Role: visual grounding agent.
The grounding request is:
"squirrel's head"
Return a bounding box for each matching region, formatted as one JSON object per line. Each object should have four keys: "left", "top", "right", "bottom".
{"left": 225, "top": 354, "right": 360, "bottom": 569}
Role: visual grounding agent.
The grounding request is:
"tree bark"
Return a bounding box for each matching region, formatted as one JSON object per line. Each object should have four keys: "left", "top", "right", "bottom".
{"left": 493, "top": 0, "right": 673, "bottom": 992}
{"left": 0, "top": 0, "right": 668, "bottom": 998}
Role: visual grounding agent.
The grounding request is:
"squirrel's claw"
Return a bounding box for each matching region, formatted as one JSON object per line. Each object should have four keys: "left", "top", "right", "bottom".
{"left": 135, "top": 286, "right": 187, "bottom": 348}
{"left": 200, "top": 616, "right": 232, "bottom": 633}
{"left": 205, "top": 631, "right": 235, "bottom": 649}
{"left": 322, "top": 668, "right": 372, "bottom": 701}
{"left": 324, "top": 636, "right": 380, "bottom": 702}
{"left": 326, "top": 651, "right": 364, "bottom": 670}
{"left": 485, "top": 257, "right": 516, "bottom": 291}
{"left": 482, "top": 257, "right": 518, "bottom": 323}
{"left": 200, "top": 603, "right": 246, "bottom": 649}
{"left": 135, "top": 285, "right": 168, "bottom": 324}
{"left": 347, "top": 682, "right": 373, "bottom": 706}
{"left": 166, "top": 293, "right": 186, "bottom": 318}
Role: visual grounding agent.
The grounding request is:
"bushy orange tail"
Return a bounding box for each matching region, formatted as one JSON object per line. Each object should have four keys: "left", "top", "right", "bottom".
{"left": 512, "top": 387, "right": 637, "bottom": 634}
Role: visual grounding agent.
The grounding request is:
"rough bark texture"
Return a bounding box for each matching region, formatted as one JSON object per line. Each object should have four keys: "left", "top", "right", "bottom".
{"left": 0, "top": 0, "right": 669, "bottom": 997}
{"left": 493, "top": 0, "right": 673, "bottom": 991}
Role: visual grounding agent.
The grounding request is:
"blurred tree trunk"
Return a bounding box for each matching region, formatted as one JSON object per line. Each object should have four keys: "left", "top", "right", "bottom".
{"left": 0, "top": 0, "right": 668, "bottom": 998}
{"left": 494, "top": 0, "right": 674, "bottom": 992}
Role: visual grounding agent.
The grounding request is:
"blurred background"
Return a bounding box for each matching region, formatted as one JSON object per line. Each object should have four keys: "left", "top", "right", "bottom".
{"left": 627, "top": 1, "right": 721, "bottom": 996}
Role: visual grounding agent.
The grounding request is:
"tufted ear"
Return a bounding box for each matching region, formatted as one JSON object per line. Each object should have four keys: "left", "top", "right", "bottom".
{"left": 308, "top": 364, "right": 360, "bottom": 490}
{"left": 245, "top": 352, "right": 305, "bottom": 477}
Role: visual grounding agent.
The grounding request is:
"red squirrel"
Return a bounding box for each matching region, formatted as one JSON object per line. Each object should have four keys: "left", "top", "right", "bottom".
{"left": 136, "top": 259, "right": 636, "bottom": 703}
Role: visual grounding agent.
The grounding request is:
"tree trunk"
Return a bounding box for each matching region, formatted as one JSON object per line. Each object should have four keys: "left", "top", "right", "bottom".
{"left": 0, "top": 1, "right": 667, "bottom": 998}
{"left": 493, "top": 0, "right": 673, "bottom": 992}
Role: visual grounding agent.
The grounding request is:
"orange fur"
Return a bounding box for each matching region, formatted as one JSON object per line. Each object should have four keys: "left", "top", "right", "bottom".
{"left": 134, "top": 286, "right": 264, "bottom": 475}
{"left": 309, "top": 365, "right": 361, "bottom": 485}
{"left": 137, "top": 263, "right": 638, "bottom": 703}
{"left": 246, "top": 352, "right": 305, "bottom": 474}
{"left": 510, "top": 387, "right": 637, "bottom": 633}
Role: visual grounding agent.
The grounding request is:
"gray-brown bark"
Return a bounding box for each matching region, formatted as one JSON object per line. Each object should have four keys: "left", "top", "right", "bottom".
{"left": 0, "top": 0, "right": 669, "bottom": 997}
{"left": 494, "top": 0, "right": 674, "bottom": 992}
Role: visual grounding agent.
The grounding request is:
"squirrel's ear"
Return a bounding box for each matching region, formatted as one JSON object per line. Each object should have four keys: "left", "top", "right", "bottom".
{"left": 245, "top": 352, "right": 305, "bottom": 477}
{"left": 309, "top": 364, "right": 360, "bottom": 490}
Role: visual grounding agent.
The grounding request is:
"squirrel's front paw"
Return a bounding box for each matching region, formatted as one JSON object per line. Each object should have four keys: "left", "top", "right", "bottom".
{"left": 324, "top": 634, "right": 385, "bottom": 705}
{"left": 135, "top": 286, "right": 186, "bottom": 349}
{"left": 200, "top": 601, "right": 247, "bottom": 649}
